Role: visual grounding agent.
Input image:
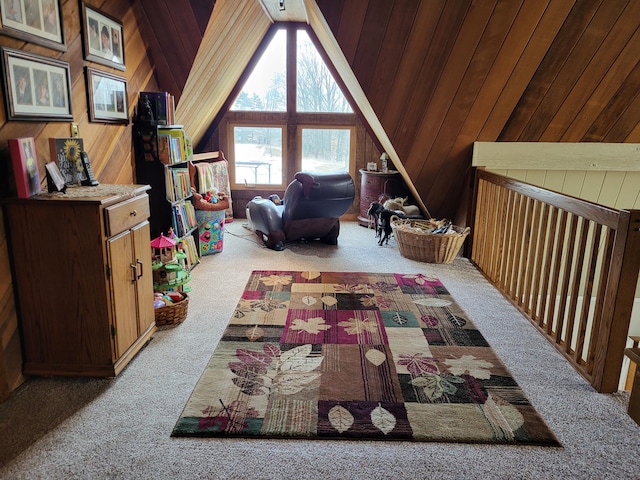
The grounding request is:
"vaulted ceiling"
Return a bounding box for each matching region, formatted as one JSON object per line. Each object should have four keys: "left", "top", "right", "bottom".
{"left": 136, "top": 0, "right": 640, "bottom": 219}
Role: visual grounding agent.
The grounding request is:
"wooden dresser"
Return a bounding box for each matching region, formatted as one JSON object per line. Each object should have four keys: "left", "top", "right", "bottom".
{"left": 358, "top": 169, "right": 405, "bottom": 226}
{"left": 4, "top": 184, "right": 156, "bottom": 377}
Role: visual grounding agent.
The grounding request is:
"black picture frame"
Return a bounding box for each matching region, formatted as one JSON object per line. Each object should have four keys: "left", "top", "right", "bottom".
{"left": 1, "top": 46, "right": 73, "bottom": 122}
{"left": 80, "top": 2, "right": 125, "bottom": 71}
{"left": 0, "top": 0, "right": 66, "bottom": 51}
{"left": 85, "top": 66, "right": 128, "bottom": 124}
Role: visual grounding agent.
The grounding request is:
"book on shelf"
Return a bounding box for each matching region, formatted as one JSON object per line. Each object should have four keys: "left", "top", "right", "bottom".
{"left": 178, "top": 235, "right": 199, "bottom": 270}
{"left": 49, "top": 137, "right": 86, "bottom": 186}
{"left": 172, "top": 201, "right": 198, "bottom": 238}
{"left": 8, "top": 137, "right": 41, "bottom": 198}
{"left": 165, "top": 166, "right": 191, "bottom": 203}
{"left": 157, "top": 133, "right": 171, "bottom": 164}
{"left": 158, "top": 127, "right": 186, "bottom": 164}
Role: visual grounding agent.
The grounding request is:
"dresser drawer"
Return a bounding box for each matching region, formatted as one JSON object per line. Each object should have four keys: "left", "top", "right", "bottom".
{"left": 105, "top": 195, "right": 150, "bottom": 237}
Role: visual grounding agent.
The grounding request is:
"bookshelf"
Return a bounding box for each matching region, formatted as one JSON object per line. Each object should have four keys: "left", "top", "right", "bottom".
{"left": 133, "top": 110, "right": 199, "bottom": 269}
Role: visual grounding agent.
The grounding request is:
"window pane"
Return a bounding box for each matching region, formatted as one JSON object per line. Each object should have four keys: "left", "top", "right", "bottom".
{"left": 301, "top": 128, "right": 350, "bottom": 172}
{"left": 231, "top": 30, "right": 286, "bottom": 112}
{"left": 233, "top": 126, "right": 282, "bottom": 185}
{"left": 297, "top": 30, "right": 352, "bottom": 113}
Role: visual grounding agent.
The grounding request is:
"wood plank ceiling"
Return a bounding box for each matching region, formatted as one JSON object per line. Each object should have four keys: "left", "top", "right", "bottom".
{"left": 137, "top": 0, "right": 640, "bottom": 220}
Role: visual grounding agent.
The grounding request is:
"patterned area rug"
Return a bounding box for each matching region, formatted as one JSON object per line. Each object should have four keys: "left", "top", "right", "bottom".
{"left": 172, "top": 271, "right": 560, "bottom": 445}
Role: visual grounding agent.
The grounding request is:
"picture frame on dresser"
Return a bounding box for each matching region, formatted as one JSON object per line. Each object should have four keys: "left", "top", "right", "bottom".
{"left": 85, "top": 66, "right": 128, "bottom": 124}
{"left": 0, "top": 47, "right": 73, "bottom": 122}
{"left": 80, "top": 2, "right": 125, "bottom": 71}
{"left": 0, "top": 0, "right": 66, "bottom": 51}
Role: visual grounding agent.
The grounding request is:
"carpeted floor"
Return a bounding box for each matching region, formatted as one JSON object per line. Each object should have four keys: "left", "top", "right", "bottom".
{"left": 0, "top": 220, "right": 638, "bottom": 479}
{"left": 173, "top": 270, "right": 559, "bottom": 445}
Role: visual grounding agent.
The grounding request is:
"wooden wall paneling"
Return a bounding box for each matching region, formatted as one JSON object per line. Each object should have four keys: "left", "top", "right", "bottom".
{"left": 440, "top": 0, "right": 552, "bottom": 222}
{"left": 541, "top": 0, "right": 640, "bottom": 141}
{"left": 389, "top": 1, "right": 467, "bottom": 162}
{"left": 561, "top": 30, "right": 640, "bottom": 141}
{"left": 625, "top": 118, "right": 640, "bottom": 142}
{"left": 419, "top": 0, "right": 524, "bottom": 216}
{"left": 140, "top": 0, "right": 201, "bottom": 100}
{"left": 601, "top": 80, "right": 640, "bottom": 143}
{"left": 401, "top": 1, "right": 497, "bottom": 218}
{"left": 376, "top": 1, "right": 445, "bottom": 155}
{"left": 134, "top": 1, "right": 181, "bottom": 98}
{"left": 580, "top": 171, "right": 607, "bottom": 203}
{"left": 598, "top": 171, "right": 627, "bottom": 208}
{"left": 314, "top": 0, "right": 343, "bottom": 34}
{"left": 582, "top": 60, "right": 640, "bottom": 142}
{"left": 334, "top": 0, "right": 368, "bottom": 65}
{"left": 177, "top": 0, "right": 271, "bottom": 143}
{"left": 364, "top": 1, "right": 420, "bottom": 115}
{"left": 498, "top": 0, "right": 605, "bottom": 141}
{"left": 617, "top": 172, "right": 640, "bottom": 210}
{"left": 451, "top": 0, "right": 550, "bottom": 146}
{"left": 479, "top": 0, "right": 576, "bottom": 140}
{"left": 349, "top": 1, "right": 393, "bottom": 94}
{"left": 518, "top": 0, "right": 629, "bottom": 141}
{"left": 191, "top": 0, "right": 218, "bottom": 34}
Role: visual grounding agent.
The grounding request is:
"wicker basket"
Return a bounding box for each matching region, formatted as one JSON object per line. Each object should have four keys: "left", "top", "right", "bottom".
{"left": 154, "top": 293, "right": 189, "bottom": 327}
{"left": 391, "top": 218, "right": 471, "bottom": 264}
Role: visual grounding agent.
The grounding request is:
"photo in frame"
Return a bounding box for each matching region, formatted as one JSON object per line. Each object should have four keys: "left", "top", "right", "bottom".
{"left": 0, "top": 0, "right": 66, "bottom": 51}
{"left": 45, "top": 161, "right": 66, "bottom": 193}
{"left": 85, "top": 66, "right": 128, "bottom": 124}
{"left": 80, "top": 2, "right": 124, "bottom": 71}
{"left": 8, "top": 137, "right": 40, "bottom": 198}
{"left": 1, "top": 46, "right": 72, "bottom": 122}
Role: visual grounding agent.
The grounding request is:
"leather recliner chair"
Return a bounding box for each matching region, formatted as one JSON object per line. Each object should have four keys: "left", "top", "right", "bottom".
{"left": 247, "top": 171, "right": 355, "bottom": 251}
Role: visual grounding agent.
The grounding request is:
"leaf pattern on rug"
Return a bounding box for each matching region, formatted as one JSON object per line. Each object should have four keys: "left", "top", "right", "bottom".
{"left": 390, "top": 312, "right": 408, "bottom": 326}
{"left": 245, "top": 325, "right": 265, "bottom": 341}
{"left": 261, "top": 274, "right": 293, "bottom": 286}
{"left": 413, "top": 298, "right": 452, "bottom": 307}
{"left": 302, "top": 271, "right": 321, "bottom": 280}
{"left": 410, "top": 373, "right": 465, "bottom": 400}
{"left": 289, "top": 317, "right": 331, "bottom": 334}
{"left": 360, "top": 295, "right": 377, "bottom": 308}
{"left": 371, "top": 404, "right": 396, "bottom": 435}
{"left": 301, "top": 295, "right": 317, "bottom": 306}
{"left": 334, "top": 283, "right": 369, "bottom": 294}
{"left": 401, "top": 273, "right": 438, "bottom": 285}
{"left": 338, "top": 317, "right": 379, "bottom": 335}
{"left": 365, "top": 348, "right": 387, "bottom": 366}
{"left": 321, "top": 295, "right": 338, "bottom": 307}
{"left": 445, "top": 355, "right": 493, "bottom": 379}
{"left": 328, "top": 405, "right": 354, "bottom": 433}
{"left": 398, "top": 353, "right": 439, "bottom": 375}
{"left": 228, "top": 343, "right": 323, "bottom": 396}
{"left": 173, "top": 271, "right": 560, "bottom": 446}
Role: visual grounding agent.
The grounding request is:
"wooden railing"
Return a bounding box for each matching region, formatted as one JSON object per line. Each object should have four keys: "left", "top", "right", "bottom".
{"left": 470, "top": 169, "right": 640, "bottom": 393}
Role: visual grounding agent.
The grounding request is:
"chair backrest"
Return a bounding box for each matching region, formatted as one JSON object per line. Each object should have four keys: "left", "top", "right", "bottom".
{"left": 282, "top": 171, "right": 355, "bottom": 223}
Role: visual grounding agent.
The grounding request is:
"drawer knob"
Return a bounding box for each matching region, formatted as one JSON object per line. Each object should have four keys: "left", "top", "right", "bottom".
{"left": 130, "top": 210, "right": 137, "bottom": 216}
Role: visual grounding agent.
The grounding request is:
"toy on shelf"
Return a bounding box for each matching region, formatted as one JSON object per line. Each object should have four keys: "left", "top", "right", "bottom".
{"left": 150, "top": 233, "right": 191, "bottom": 327}
{"left": 150, "top": 233, "right": 191, "bottom": 293}
{"left": 191, "top": 187, "right": 227, "bottom": 256}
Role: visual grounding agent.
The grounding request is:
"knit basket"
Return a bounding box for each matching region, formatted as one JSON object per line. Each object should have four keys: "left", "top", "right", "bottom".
{"left": 154, "top": 293, "right": 189, "bottom": 327}
{"left": 391, "top": 218, "right": 470, "bottom": 264}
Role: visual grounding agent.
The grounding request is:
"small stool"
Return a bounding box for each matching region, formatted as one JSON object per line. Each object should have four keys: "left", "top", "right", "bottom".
{"left": 624, "top": 347, "right": 640, "bottom": 425}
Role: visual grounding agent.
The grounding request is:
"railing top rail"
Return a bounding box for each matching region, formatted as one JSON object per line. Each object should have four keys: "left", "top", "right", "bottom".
{"left": 476, "top": 169, "right": 623, "bottom": 229}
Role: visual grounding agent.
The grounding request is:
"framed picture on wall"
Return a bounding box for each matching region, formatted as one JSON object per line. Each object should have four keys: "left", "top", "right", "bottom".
{"left": 1, "top": 46, "right": 73, "bottom": 122}
{"left": 85, "top": 66, "right": 128, "bottom": 124}
{"left": 0, "top": 0, "right": 66, "bottom": 51}
{"left": 80, "top": 2, "right": 125, "bottom": 71}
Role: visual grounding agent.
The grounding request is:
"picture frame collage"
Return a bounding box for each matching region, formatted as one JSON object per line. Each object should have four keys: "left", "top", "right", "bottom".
{"left": 0, "top": 0, "right": 128, "bottom": 124}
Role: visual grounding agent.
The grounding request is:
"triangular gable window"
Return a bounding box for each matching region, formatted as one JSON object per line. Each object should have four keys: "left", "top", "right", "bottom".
{"left": 231, "top": 28, "right": 352, "bottom": 113}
